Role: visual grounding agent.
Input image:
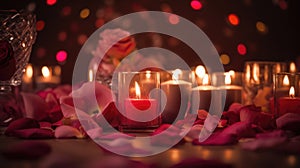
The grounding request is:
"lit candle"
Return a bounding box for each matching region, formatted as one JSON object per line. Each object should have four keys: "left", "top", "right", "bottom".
{"left": 195, "top": 65, "right": 206, "bottom": 85}
{"left": 290, "top": 62, "right": 297, "bottom": 73}
{"left": 218, "top": 72, "right": 242, "bottom": 111}
{"left": 276, "top": 86, "right": 300, "bottom": 116}
{"left": 124, "top": 82, "right": 159, "bottom": 128}
{"left": 35, "top": 66, "right": 61, "bottom": 91}
{"left": 161, "top": 69, "right": 192, "bottom": 123}
{"left": 21, "top": 64, "right": 34, "bottom": 92}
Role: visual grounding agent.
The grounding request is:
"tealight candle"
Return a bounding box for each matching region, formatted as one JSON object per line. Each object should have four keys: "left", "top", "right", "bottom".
{"left": 35, "top": 66, "right": 61, "bottom": 91}
{"left": 273, "top": 73, "right": 300, "bottom": 117}
{"left": 21, "top": 64, "right": 33, "bottom": 92}
{"left": 118, "top": 71, "right": 161, "bottom": 132}
{"left": 160, "top": 69, "right": 192, "bottom": 124}
{"left": 212, "top": 72, "right": 242, "bottom": 111}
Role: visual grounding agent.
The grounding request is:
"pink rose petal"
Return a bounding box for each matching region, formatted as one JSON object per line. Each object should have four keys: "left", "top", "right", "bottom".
{"left": 5, "top": 118, "right": 40, "bottom": 136}
{"left": 256, "top": 130, "right": 286, "bottom": 139}
{"left": 13, "top": 128, "right": 54, "bottom": 139}
{"left": 39, "top": 121, "right": 53, "bottom": 129}
{"left": 222, "top": 111, "right": 240, "bottom": 125}
{"left": 185, "top": 124, "right": 203, "bottom": 140}
{"left": 54, "top": 125, "right": 84, "bottom": 139}
{"left": 151, "top": 124, "right": 183, "bottom": 146}
{"left": 1, "top": 141, "right": 51, "bottom": 159}
{"left": 86, "top": 127, "right": 103, "bottom": 139}
{"left": 99, "top": 132, "right": 134, "bottom": 140}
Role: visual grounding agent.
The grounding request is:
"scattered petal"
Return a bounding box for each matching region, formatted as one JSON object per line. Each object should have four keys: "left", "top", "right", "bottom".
{"left": 13, "top": 128, "right": 54, "bottom": 139}
{"left": 54, "top": 125, "right": 84, "bottom": 138}
{"left": 5, "top": 118, "right": 39, "bottom": 136}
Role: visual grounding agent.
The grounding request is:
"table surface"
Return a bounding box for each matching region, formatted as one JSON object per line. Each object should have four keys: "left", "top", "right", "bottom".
{"left": 0, "top": 135, "right": 299, "bottom": 168}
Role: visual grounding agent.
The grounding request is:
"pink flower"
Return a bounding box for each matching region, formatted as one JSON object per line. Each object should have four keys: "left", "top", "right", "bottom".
{"left": 92, "top": 28, "right": 136, "bottom": 66}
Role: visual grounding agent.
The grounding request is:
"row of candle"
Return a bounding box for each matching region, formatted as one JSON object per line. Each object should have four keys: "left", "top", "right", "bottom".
{"left": 117, "top": 61, "right": 300, "bottom": 131}
{"left": 22, "top": 64, "right": 61, "bottom": 91}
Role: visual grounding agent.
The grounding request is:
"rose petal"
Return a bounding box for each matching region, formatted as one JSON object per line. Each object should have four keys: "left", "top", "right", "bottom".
{"left": 13, "top": 128, "right": 54, "bottom": 139}
{"left": 239, "top": 105, "right": 261, "bottom": 123}
{"left": 222, "top": 111, "right": 240, "bottom": 125}
{"left": 276, "top": 113, "right": 300, "bottom": 132}
{"left": 1, "top": 141, "right": 51, "bottom": 159}
{"left": 5, "top": 118, "right": 40, "bottom": 136}
{"left": 54, "top": 125, "right": 84, "bottom": 139}
{"left": 222, "top": 121, "right": 256, "bottom": 139}
{"left": 99, "top": 132, "right": 134, "bottom": 140}
{"left": 86, "top": 127, "right": 103, "bottom": 139}
{"left": 151, "top": 124, "right": 183, "bottom": 146}
{"left": 185, "top": 124, "right": 203, "bottom": 141}
{"left": 227, "top": 103, "right": 243, "bottom": 114}
{"left": 241, "top": 137, "right": 287, "bottom": 151}
{"left": 256, "top": 130, "right": 286, "bottom": 139}
{"left": 193, "top": 132, "right": 238, "bottom": 146}
{"left": 21, "top": 92, "right": 49, "bottom": 121}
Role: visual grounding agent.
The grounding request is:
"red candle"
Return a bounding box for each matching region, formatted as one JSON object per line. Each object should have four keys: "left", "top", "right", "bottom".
{"left": 121, "top": 82, "right": 160, "bottom": 131}
{"left": 276, "top": 86, "right": 300, "bottom": 116}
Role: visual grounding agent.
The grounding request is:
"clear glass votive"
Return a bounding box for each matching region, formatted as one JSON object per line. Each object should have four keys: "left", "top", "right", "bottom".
{"left": 118, "top": 71, "right": 161, "bottom": 132}
{"left": 160, "top": 69, "right": 193, "bottom": 124}
{"left": 211, "top": 71, "right": 243, "bottom": 111}
{"left": 273, "top": 73, "right": 300, "bottom": 117}
{"left": 243, "top": 61, "right": 287, "bottom": 112}
{"left": 35, "top": 65, "right": 61, "bottom": 91}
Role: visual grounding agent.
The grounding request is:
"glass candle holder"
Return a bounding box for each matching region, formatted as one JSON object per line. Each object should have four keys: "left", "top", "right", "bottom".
{"left": 35, "top": 65, "right": 61, "bottom": 91}
{"left": 160, "top": 69, "right": 193, "bottom": 124}
{"left": 212, "top": 71, "right": 243, "bottom": 111}
{"left": 118, "top": 71, "right": 161, "bottom": 132}
{"left": 243, "top": 61, "right": 287, "bottom": 112}
{"left": 272, "top": 73, "right": 300, "bottom": 117}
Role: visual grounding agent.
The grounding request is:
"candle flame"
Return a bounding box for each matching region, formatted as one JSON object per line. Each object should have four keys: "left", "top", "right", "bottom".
{"left": 195, "top": 65, "right": 206, "bottom": 78}
{"left": 135, "top": 81, "right": 141, "bottom": 99}
{"left": 172, "top": 69, "right": 182, "bottom": 81}
{"left": 41, "top": 66, "right": 51, "bottom": 78}
{"left": 225, "top": 73, "right": 232, "bottom": 85}
{"left": 25, "top": 64, "right": 33, "bottom": 78}
{"left": 146, "top": 70, "right": 151, "bottom": 79}
{"left": 290, "top": 62, "right": 296, "bottom": 73}
{"left": 228, "top": 70, "right": 235, "bottom": 77}
{"left": 289, "top": 86, "right": 295, "bottom": 98}
{"left": 253, "top": 63, "right": 259, "bottom": 82}
{"left": 203, "top": 74, "right": 209, "bottom": 85}
{"left": 283, "top": 75, "right": 290, "bottom": 86}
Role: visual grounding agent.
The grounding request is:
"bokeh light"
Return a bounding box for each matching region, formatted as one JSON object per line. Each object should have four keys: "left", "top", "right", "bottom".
{"left": 237, "top": 43, "right": 247, "bottom": 55}
{"left": 46, "top": 0, "right": 57, "bottom": 6}
{"left": 227, "top": 14, "right": 240, "bottom": 26}
{"left": 190, "top": 0, "right": 203, "bottom": 10}
{"left": 61, "top": 6, "right": 72, "bottom": 16}
{"left": 169, "top": 14, "right": 179, "bottom": 25}
{"left": 95, "top": 18, "right": 105, "bottom": 28}
{"left": 77, "top": 34, "right": 88, "bottom": 45}
{"left": 161, "top": 3, "right": 172, "bottom": 13}
{"left": 56, "top": 50, "right": 68, "bottom": 63}
{"left": 220, "top": 54, "right": 230, "bottom": 65}
{"left": 36, "top": 47, "right": 46, "bottom": 58}
{"left": 58, "top": 31, "right": 67, "bottom": 41}
{"left": 256, "top": 21, "right": 268, "bottom": 34}
{"left": 80, "top": 8, "right": 90, "bottom": 19}
{"left": 36, "top": 20, "right": 45, "bottom": 31}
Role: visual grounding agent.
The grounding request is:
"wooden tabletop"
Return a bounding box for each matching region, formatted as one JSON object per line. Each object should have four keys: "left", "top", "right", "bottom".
{"left": 0, "top": 135, "right": 299, "bottom": 168}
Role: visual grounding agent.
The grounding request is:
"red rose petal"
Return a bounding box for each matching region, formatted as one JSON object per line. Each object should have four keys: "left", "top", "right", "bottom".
{"left": 5, "top": 118, "right": 40, "bottom": 136}
{"left": 193, "top": 132, "right": 238, "bottom": 146}
{"left": 13, "top": 128, "right": 54, "bottom": 139}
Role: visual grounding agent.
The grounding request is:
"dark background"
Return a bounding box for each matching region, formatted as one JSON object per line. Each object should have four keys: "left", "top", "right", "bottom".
{"left": 1, "top": 0, "right": 300, "bottom": 84}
